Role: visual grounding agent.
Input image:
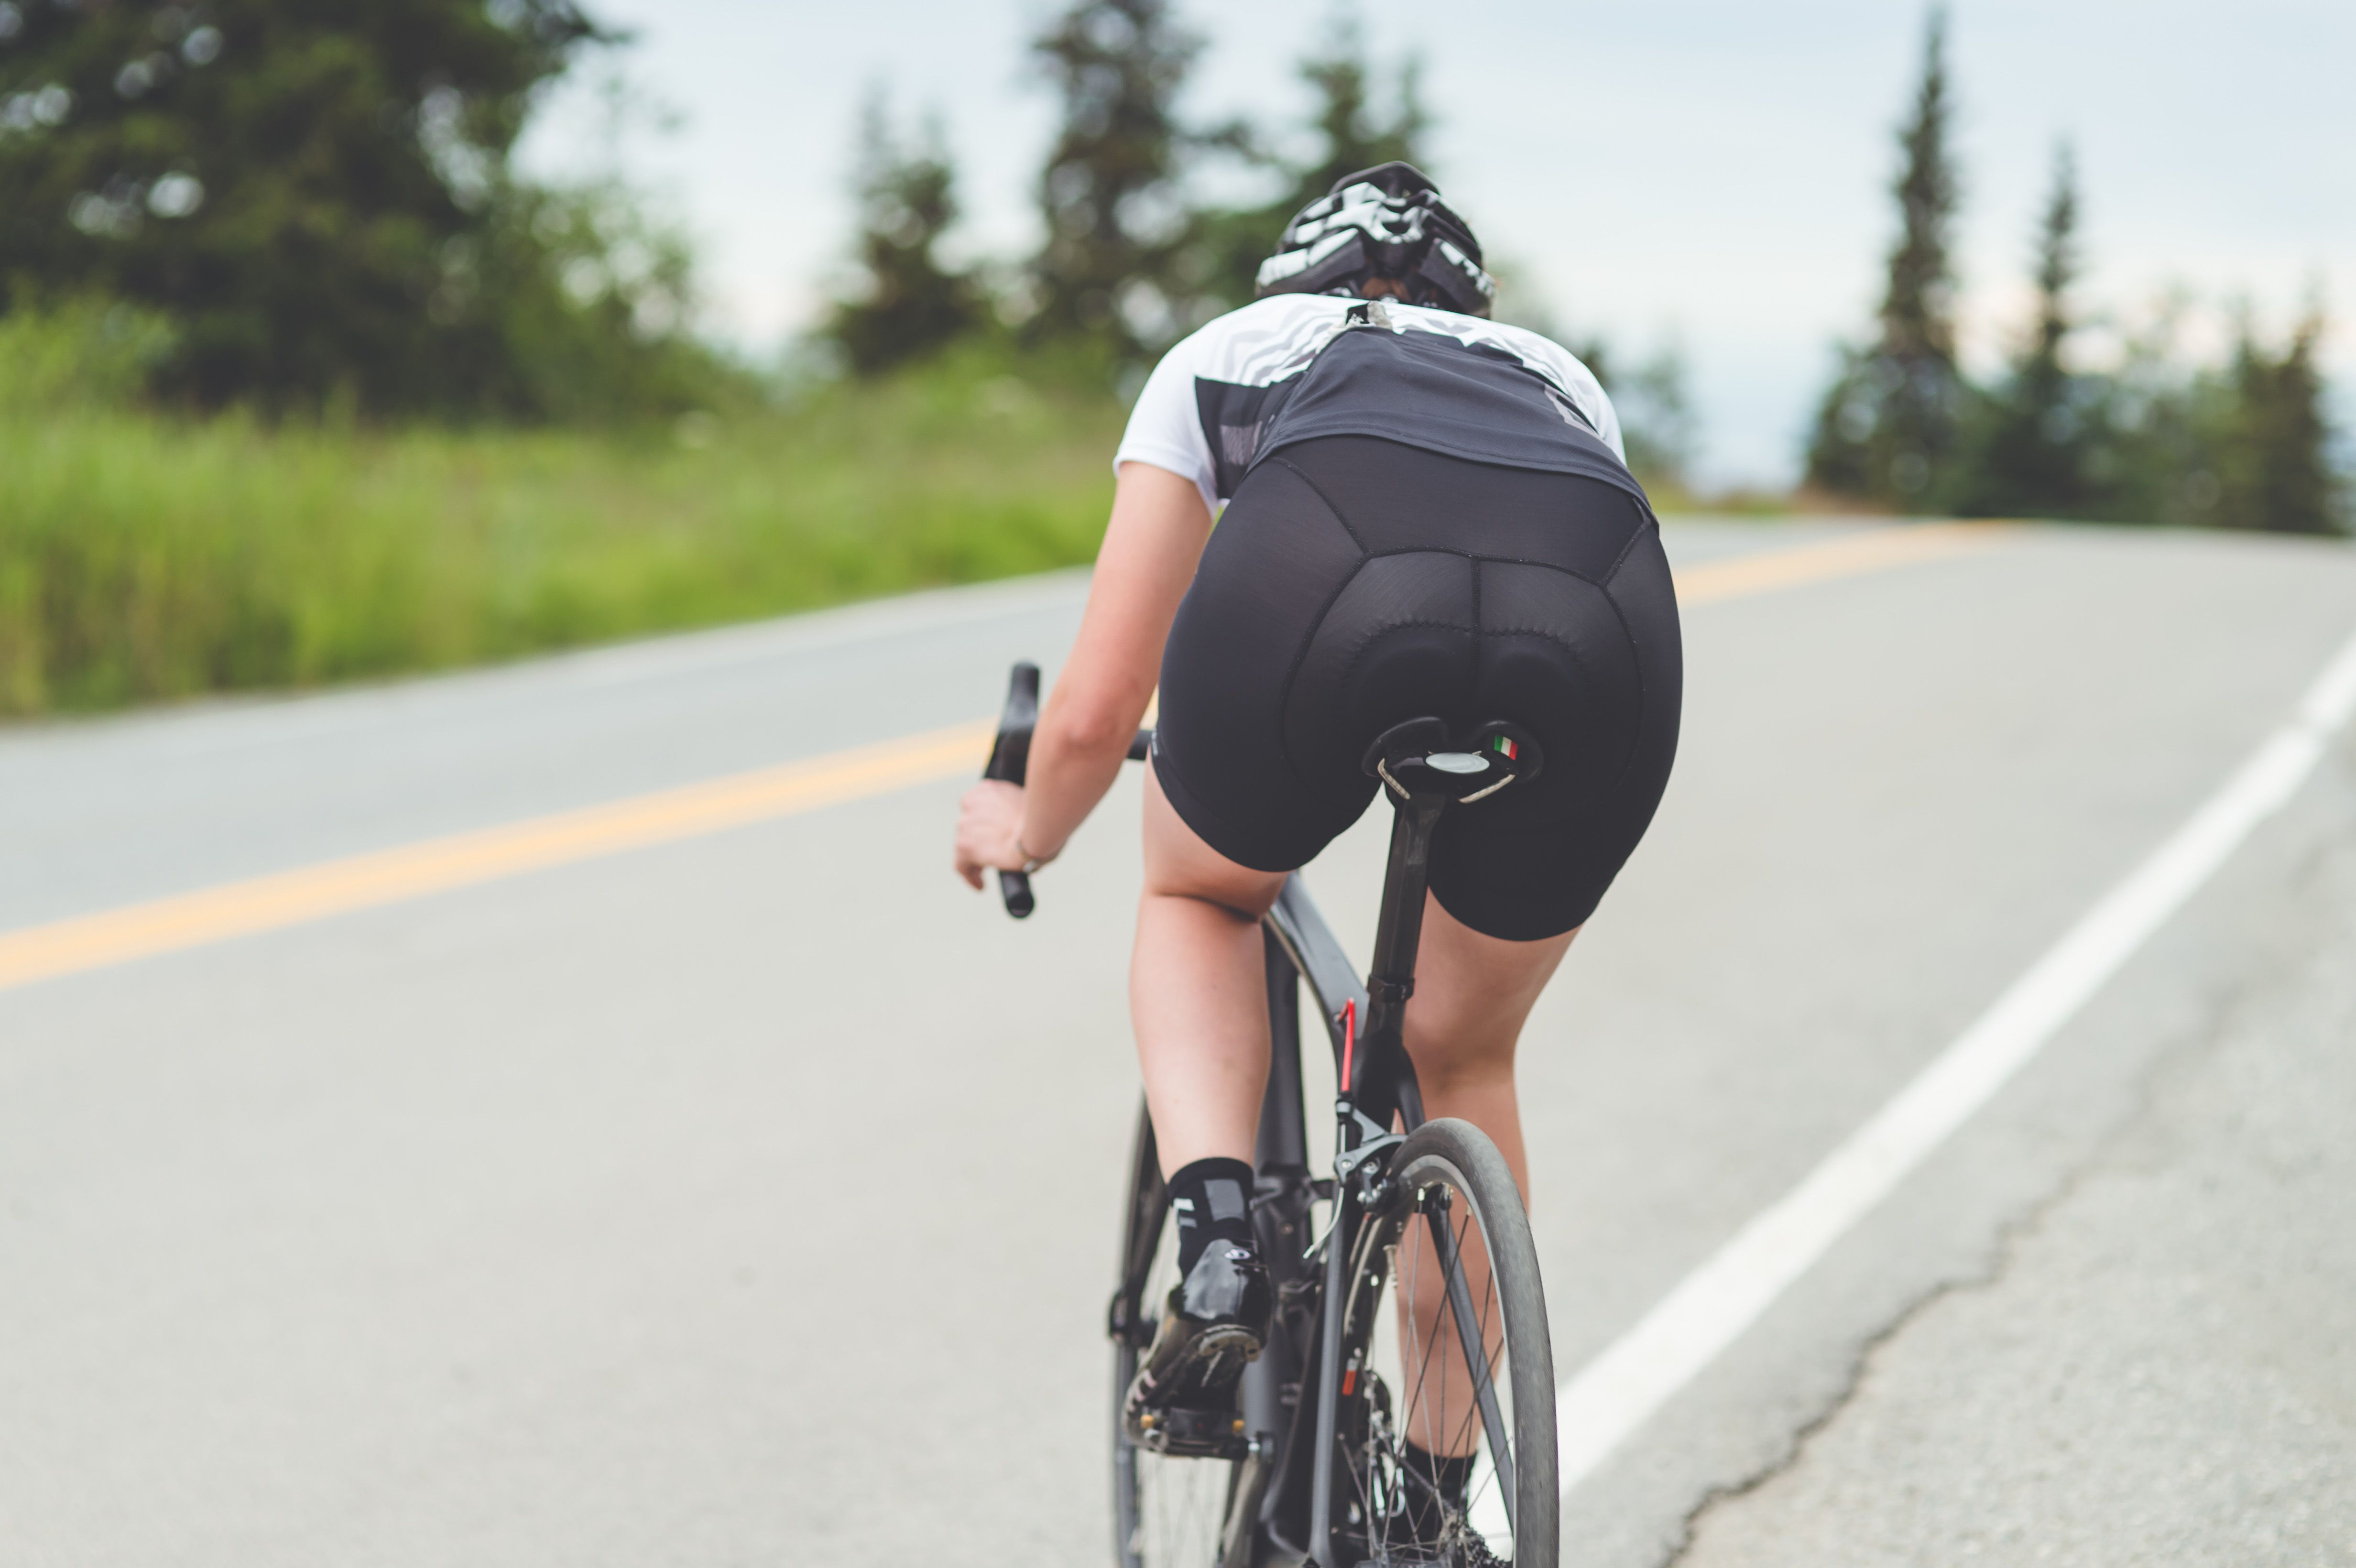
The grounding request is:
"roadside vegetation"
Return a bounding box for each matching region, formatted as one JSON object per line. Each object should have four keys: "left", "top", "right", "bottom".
{"left": 1804, "top": 12, "right": 2345, "bottom": 532}
{"left": 0, "top": 309, "right": 1119, "bottom": 714}
{"left": 0, "top": 1, "right": 2341, "bottom": 719}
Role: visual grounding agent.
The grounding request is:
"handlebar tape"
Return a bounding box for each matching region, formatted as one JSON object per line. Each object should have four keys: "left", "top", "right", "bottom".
{"left": 985, "top": 663, "right": 1040, "bottom": 919}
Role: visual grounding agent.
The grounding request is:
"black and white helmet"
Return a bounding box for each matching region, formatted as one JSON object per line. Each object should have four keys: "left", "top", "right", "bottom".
{"left": 1254, "top": 161, "right": 1497, "bottom": 318}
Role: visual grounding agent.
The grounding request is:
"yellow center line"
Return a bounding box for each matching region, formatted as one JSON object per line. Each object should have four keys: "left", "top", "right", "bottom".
{"left": 1672, "top": 520, "right": 2002, "bottom": 606}
{"left": 0, "top": 722, "right": 992, "bottom": 994}
{"left": 0, "top": 523, "right": 2005, "bottom": 994}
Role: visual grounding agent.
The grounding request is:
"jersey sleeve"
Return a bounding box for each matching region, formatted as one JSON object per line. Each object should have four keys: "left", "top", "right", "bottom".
{"left": 1587, "top": 383, "right": 1628, "bottom": 465}
{"left": 1113, "top": 331, "right": 1218, "bottom": 512}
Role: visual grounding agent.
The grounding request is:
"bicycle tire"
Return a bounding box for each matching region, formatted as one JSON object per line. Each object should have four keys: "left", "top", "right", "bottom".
{"left": 1111, "top": 1105, "right": 1263, "bottom": 1568}
{"left": 1330, "top": 1117, "right": 1558, "bottom": 1567}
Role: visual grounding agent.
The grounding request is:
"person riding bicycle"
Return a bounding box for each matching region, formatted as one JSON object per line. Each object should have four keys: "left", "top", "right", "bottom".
{"left": 953, "top": 162, "right": 1681, "bottom": 1531}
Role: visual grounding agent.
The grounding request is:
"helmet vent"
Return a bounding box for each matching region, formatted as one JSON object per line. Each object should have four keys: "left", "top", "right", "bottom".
{"left": 1254, "top": 163, "right": 1494, "bottom": 318}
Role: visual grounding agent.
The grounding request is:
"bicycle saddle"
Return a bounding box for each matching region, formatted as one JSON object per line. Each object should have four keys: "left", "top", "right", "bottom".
{"left": 1360, "top": 716, "right": 1546, "bottom": 804}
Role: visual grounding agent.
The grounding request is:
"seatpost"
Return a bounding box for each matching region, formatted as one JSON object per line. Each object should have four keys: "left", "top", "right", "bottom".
{"left": 1348, "top": 791, "right": 1444, "bottom": 1133}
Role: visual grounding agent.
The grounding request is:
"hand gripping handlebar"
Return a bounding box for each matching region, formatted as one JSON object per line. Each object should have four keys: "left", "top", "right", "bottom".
{"left": 983, "top": 661, "right": 1152, "bottom": 918}
{"left": 982, "top": 663, "right": 1041, "bottom": 917}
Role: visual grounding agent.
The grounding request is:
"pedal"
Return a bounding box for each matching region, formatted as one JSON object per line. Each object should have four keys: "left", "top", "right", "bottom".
{"left": 1131, "top": 1404, "right": 1254, "bottom": 1460}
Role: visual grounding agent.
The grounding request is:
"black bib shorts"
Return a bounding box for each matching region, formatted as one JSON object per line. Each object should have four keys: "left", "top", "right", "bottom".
{"left": 1151, "top": 434, "right": 1683, "bottom": 941}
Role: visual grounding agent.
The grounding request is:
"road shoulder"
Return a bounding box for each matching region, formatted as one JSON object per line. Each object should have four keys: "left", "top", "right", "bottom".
{"left": 1676, "top": 755, "right": 2356, "bottom": 1566}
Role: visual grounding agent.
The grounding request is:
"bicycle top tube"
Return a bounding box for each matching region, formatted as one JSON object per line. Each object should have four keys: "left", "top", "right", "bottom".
{"left": 1261, "top": 875, "right": 1366, "bottom": 1061}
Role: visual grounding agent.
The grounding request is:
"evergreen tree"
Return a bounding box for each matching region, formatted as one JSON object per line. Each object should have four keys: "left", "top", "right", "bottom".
{"left": 1805, "top": 9, "right": 1965, "bottom": 510}
{"left": 0, "top": 0, "right": 660, "bottom": 414}
{"left": 825, "top": 92, "right": 979, "bottom": 376}
{"left": 1962, "top": 143, "right": 2092, "bottom": 517}
{"left": 2087, "top": 295, "right": 2203, "bottom": 527}
{"left": 1028, "top": 0, "right": 1205, "bottom": 353}
{"left": 2215, "top": 307, "right": 2343, "bottom": 534}
{"left": 1615, "top": 347, "right": 1699, "bottom": 493}
{"left": 1290, "top": 19, "right": 1429, "bottom": 211}
{"left": 1189, "top": 17, "right": 1430, "bottom": 312}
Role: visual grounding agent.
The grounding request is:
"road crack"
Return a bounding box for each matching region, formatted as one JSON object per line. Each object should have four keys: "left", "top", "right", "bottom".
{"left": 1650, "top": 778, "right": 2355, "bottom": 1568}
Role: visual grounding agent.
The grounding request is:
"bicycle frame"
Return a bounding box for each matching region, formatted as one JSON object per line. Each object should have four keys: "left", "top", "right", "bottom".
{"left": 1247, "top": 784, "right": 1459, "bottom": 1562}
{"left": 987, "top": 664, "right": 1537, "bottom": 1565}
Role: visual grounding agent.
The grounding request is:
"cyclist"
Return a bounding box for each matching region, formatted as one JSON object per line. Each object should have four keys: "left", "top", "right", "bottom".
{"left": 953, "top": 162, "right": 1680, "bottom": 1531}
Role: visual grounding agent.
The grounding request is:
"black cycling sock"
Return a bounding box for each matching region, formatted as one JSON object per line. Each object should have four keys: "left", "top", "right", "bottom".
{"left": 1398, "top": 1440, "right": 1476, "bottom": 1541}
{"left": 1166, "top": 1156, "right": 1255, "bottom": 1276}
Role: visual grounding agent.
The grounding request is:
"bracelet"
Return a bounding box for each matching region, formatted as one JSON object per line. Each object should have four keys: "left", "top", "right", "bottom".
{"left": 1015, "top": 836, "right": 1058, "bottom": 875}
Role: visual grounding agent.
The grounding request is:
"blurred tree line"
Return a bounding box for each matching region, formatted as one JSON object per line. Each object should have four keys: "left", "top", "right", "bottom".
{"left": 0, "top": 0, "right": 1694, "bottom": 476}
{"left": 824, "top": 0, "right": 1700, "bottom": 490}
{"left": 830, "top": 2, "right": 1425, "bottom": 369}
{"left": 2, "top": 0, "right": 2335, "bottom": 528}
{"left": 1806, "top": 11, "right": 2345, "bottom": 533}
{"left": 0, "top": 0, "right": 743, "bottom": 420}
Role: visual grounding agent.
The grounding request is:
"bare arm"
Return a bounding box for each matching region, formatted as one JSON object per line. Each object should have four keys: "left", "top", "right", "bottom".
{"left": 954, "top": 462, "right": 1213, "bottom": 886}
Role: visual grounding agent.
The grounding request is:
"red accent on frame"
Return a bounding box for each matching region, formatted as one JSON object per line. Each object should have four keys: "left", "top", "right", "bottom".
{"left": 1341, "top": 999, "right": 1357, "bottom": 1093}
{"left": 1340, "top": 1367, "right": 1359, "bottom": 1397}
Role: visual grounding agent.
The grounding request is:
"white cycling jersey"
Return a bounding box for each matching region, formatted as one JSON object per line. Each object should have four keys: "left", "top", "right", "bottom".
{"left": 1115, "top": 294, "right": 1626, "bottom": 513}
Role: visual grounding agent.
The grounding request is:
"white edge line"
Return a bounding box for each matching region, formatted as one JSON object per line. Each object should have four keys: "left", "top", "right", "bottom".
{"left": 1556, "top": 624, "right": 2356, "bottom": 1492}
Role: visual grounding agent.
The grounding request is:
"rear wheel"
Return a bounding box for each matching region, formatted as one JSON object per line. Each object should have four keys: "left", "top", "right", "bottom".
{"left": 1331, "top": 1117, "right": 1557, "bottom": 1567}
{"left": 1111, "top": 1106, "right": 1264, "bottom": 1568}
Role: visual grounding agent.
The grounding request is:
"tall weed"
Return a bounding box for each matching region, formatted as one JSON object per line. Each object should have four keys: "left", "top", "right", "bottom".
{"left": 0, "top": 354, "right": 1122, "bottom": 715}
{"left": 0, "top": 300, "right": 176, "bottom": 417}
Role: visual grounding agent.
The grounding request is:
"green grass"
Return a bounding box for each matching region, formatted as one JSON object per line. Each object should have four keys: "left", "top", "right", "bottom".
{"left": 0, "top": 343, "right": 1123, "bottom": 717}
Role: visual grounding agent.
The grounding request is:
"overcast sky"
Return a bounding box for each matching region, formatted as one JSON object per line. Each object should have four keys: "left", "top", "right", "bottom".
{"left": 518, "top": 0, "right": 2353, "bottom": 489}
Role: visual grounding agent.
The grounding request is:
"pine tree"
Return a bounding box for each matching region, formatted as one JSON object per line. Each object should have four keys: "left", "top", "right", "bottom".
{"left": 1616, "top": 347, "right": 1699, "bottom": 493}
{"left": 0, "top": 0, "right": 626, "bottom": 414}
{"left": 1963, "top": 143, "right": 2091, "bottom": 517}
{"left": 1806, "top": 9, "right": 1965, "bottom": 510}
{"left": 1188, "top": 19, "right": 1431, "bottom": 314}
{"left": 826, "top": 92, "right": 979, "bottom": 376}
{"left": 1290, "top": 19, "right": 1429, "bottom": 209}
{"left": 1028, "top": 0, "right": 1204, "bottom": 353}
{"left": 2216, "top": 308, "right": 2344, "bottom": 534}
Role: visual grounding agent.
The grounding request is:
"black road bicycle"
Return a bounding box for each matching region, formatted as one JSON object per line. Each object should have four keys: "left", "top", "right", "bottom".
{"left": 986, "top": 664, "right": 1559, "bottom": 1568}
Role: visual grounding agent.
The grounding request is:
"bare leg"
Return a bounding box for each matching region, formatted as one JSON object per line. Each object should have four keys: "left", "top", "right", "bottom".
{"left": 1131, "top": 765, "right": 1289, "bottom": 1177}
{"left": 1132, "top": 766, "right": 1574, "bottom": 1464}
{"left": 1402, "top": 896, "right": 1572, "bottom": 1197}
{"left": 1396, "top": 894, "right": 1577, "bottom": 1459}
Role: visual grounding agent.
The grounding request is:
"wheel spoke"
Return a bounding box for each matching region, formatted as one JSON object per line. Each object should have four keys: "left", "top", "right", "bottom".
{"left": 1354, "top": 1154, "right": 1547, "bottom": 1564}
{"left": 1426, "top": 1200, "right": 1516, "bottom": 1528}
{"left": 1144, "top": 1125, "right": 1555, "bottom": 1568}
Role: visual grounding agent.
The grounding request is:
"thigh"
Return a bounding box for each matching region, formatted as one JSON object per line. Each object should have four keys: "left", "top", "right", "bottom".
{"left": 1405, "top": 898, "right": 1577, "bottom": 1070}
{"left": 1140, "top": 762, "right": 1288, "bottom": 917}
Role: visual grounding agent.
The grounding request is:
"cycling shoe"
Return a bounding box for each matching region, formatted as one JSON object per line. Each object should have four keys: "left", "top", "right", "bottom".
{"left": 1122, "top": 1239, "right": 1271, "bottom": 1441}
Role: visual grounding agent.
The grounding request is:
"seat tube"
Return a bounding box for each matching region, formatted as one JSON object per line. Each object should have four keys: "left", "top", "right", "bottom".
{"left": 1311, "top": 785, "right": 1449, "bottom": 1556}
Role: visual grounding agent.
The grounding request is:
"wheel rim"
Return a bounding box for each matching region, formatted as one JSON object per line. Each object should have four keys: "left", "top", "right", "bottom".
{"left": 1342, "top": 1153, "right": 1523, "bottom": 1565}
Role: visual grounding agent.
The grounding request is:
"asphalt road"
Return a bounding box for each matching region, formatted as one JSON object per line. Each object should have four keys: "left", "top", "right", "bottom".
{"left": 2, "top": 519, "right": 2352, "bottom": 1566}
